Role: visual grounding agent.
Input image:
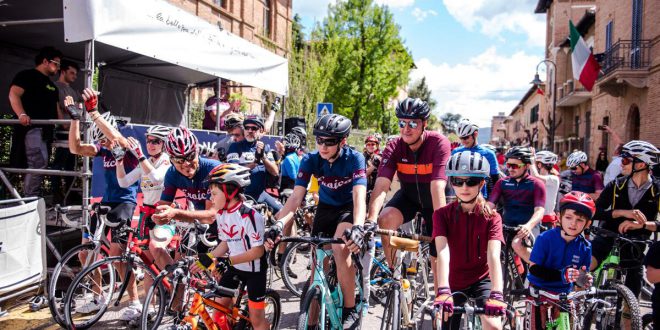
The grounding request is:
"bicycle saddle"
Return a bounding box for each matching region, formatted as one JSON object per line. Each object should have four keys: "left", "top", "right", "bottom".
{"left": 389, "top": 236, "right": 419, "bottom": 252}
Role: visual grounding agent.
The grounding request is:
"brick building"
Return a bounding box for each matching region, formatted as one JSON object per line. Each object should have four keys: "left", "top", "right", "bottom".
{"left": 528, "top": 0, "right": 660, "bottom": 166}
{"left": 168, "top": 0, "right": 292, "bottom": 114}
{"left": 491, "top": 85, "right": 547, "bottom": 148}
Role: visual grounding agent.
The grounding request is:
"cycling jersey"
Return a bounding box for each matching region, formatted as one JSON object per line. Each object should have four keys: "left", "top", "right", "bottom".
{"left": 295, "top": 146, "right": 366, "bottom": 206}
{"left": 432, "top": 202, "right": 504, "bottom": 290}
{"left": 527, "top": 227, "right": 591, "bottom": 293}
{"left": 227, "top": 140, "right": 274, "bottom": 200}
{"left": 118, "top": 154, "right": 171, "bottom": 206}
{"left": 543, "top": 175, "right": 560, "bottom": 215}
{"left": 216, "top": 203, "right": 265, "bottom": 272}
{"left": 488, "top": 174, "right": 545, "bottom": 226}
{"left": 571, "top": 168, "right": 604, "bottom": 193}
{"left": 160, "top": 157, "right": 221, "bottom": 210}
{"left": 280, "top": 151, "right": 300, "bottom": 190}
{"left": 378, "top": 131, "right": 451, "bottom": 208}
{"left": 452, "top": 145, "right": 499, "bottom": 198}
{"left": 95, "top": 144, "right": 139, "bottom": 204}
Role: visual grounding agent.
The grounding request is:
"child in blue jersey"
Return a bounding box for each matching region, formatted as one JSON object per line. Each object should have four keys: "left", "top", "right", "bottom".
{"left": 528, "top": 191, "right": 595, "bottom": 293}
{"left": 191, "top": 164, "right": 269, "bottom": 330}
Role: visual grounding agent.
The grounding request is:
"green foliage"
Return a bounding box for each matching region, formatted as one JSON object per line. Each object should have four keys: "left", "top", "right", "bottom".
{"left": 228, "top": 92, "right": 250, "bottom": 112}
{"left": 408, "top": 77, "right": 437, "bottom": 109}
{"left": 188, "top": 103, "right": 204, "bottom": 130}
{"left": 439, "top": 112, "right": 462, "bottom": 134}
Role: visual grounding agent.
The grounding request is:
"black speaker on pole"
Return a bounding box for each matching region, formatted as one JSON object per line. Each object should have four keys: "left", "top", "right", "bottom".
{"left": 284, "top": 117, "right": 306, "bottom": 135}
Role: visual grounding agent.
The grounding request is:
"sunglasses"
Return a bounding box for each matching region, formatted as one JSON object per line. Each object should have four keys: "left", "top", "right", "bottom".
{"left": 398, "top": 120, "right": 419, "bottom": 129}
{"left": 316, "top": 137, "right": 340, "bottom": 146}
{"left": 244, "top": 126, "right": 259, "bottom": 132}
{"left": 621, "top": 157, "right": 635, "bottom": 166}
{"left": 366, "top": 143, "right": 378, "bottom": 147}
{"left": 146, "top": 138, "right": 163, "bottom": 145}
{"left": 459, "top": 135, "right": 472, "bottom": 140}
{"left": 570, "top": 166, "right": 579, "bottom": 171}
{"left": 450, "top": 177, "right": 483, "bottom": 187}
{"left": 172, "top": 152, "right": 197, "bottom": 165}
{"left": 231, "top": 133, "right": 243, "bottom": 138}
{"left": 506, "top": 162, "right": 525, "bottom": 169}
{"left": 49, "top": 59, "right": 61, "bottom": 67}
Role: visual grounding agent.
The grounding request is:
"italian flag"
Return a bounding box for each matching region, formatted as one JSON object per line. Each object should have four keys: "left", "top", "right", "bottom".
{"left": 570, "top": 20, "right": 600, "bottom": 91}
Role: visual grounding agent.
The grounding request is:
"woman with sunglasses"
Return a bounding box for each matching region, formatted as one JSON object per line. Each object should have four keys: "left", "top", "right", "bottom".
{"left": 530, "top": 150, "right": 560, "bottom": 228}
{"left": 567, "top": 150, "right": 604, "bottom": 200}
{"left": 433, "top": 151, "right": 506, "bottom": 330}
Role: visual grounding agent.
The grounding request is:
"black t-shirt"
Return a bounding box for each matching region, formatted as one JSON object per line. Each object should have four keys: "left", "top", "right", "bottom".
{"left": 644, "top": 241, "right": 660, "bottom": 315}
{"left": 11, "top": 69, "right": 59, "bottom": 138}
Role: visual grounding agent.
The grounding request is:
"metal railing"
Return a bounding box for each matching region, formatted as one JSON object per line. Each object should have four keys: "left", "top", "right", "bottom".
{"left": 600, "top": 39, "right": 651, "bottom": 76}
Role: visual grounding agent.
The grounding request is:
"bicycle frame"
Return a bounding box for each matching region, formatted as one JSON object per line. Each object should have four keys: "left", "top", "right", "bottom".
{"left": 181, "top": 286, "right": 250, "bottom": 330}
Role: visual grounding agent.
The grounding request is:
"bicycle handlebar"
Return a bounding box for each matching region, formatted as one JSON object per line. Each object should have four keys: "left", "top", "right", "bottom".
{"left": 589, "top": 227, "right": 653, "bottom": 245}
{"left": 517, "top": 286, "right": 619, "bottom": 301}
{"left": 374, "top": 228, "right": 432, "bottom": 242}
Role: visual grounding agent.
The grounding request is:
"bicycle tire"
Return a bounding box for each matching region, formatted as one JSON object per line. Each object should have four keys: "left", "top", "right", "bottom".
{"left": 369, "top": 255, "right": 391, "bottom": 306}
{"left": 140, "top": 271, "right": 168, "bottom": 330}
{"left": 47, "top": 242, "right": 110, "bottom": 328}
{"left": 380, "top": 288, "right": 401, "bottom": 330}
{"left": 643, "top": 313, "right": 654, "bottom": 330}
{"left": 582, "top": 282, "right": 642, "bottom": 329}
{"left": 297, "top": 285, "right": 327, "bottom": 330}
{"left": 281, "top": 241, "right": 312, "bottom": 297}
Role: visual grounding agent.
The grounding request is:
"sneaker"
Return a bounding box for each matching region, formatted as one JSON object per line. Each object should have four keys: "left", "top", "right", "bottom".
{"left": 76, "top": 295, "right": 107, "bottom": 314}
{"left": 342, "top": 307, "right": 360, "bottom": 330}
{"left": 119, "top": 303, "right": 143, "bottom": 321}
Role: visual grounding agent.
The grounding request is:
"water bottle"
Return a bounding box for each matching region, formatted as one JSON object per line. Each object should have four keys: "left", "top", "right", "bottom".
{"left": 402, "top": 279, "right": 412, "bottom": 305}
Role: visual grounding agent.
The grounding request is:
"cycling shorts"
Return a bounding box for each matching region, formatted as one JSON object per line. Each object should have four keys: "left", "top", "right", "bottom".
{"left": 443, "top": 277, "right": 492, "bottom": 330}
{"left": 385, "top": 190, "right": 436, "bottom": 257}
{"left": 137, "top": 205, "right": 176, "bottom": 241}
{"left": 86, "top": 202, "right": 137, "bottom": 244}
{"left": 217, "top": 266, "right": 267, "bottom": 303}
{"left": 311, "top": 202, "right": 353, "bottom": 238}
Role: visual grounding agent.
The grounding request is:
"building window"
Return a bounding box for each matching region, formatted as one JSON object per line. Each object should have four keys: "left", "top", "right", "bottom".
{"left": 605, "top": 21, "right": 613, "bottom": 51}
{"left": 212, "top": 0, "right": 228, "bottom": 9}
{"left": 628, "top": 105, "right": 640, "bottom": 140}
{"left": 530, "top": 105, "right": 539, "bottom": 123}
{"left": 263, "top": 0, "right": 272, "bottom": 38}
{"left": 574, "top": 116, "right": 580, "bottom": 137}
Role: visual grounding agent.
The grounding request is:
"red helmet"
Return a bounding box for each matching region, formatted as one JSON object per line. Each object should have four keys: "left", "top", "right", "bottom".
{"left": 365, "top": 135, "right": 379, "bottom": 144}
{"left": 559, "top": 191, "right": 596, "bottom": 219}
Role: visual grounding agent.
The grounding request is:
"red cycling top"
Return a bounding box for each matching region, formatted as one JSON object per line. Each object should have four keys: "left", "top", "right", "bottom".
{"left": 378, "top": 130, "right": 451, "bottom": 209}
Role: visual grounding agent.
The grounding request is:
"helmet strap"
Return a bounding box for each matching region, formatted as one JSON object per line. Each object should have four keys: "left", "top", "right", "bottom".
{"left": 221, "top": 184, "right": 240, "bottom": 211}
{"left": 631, "top": 159, "right": 650, "bottom": 175}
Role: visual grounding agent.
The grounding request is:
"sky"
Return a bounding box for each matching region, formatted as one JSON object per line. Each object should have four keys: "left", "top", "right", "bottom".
{"left": 293, "top": 0, "right": 548, "bottom": 128}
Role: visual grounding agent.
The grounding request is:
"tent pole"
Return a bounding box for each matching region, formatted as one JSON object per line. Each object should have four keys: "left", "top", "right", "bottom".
{"left": 281, "top": 96, "right": 286, "bottom": 137}
{"left": 184, "top": 85, "right": 191, "bottom": 127}
{"left": 81, "top": 40, "right": 94, "bottom": 228}
{"left": 215, "top": 78, "right": 222, "bottom": 131}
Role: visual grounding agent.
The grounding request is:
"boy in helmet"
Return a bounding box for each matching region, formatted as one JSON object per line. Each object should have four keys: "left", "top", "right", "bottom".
{"left": 190, "top": 164, "right": 269, "bottom": 330}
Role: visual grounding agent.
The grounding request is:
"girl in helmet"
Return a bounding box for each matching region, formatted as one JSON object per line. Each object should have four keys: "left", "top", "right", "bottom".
{"left": 432, "top": 151, "right": 506, "bottom": 329}
{"left": 530, "top": 150, "right": 561, "bottom": 227}
{"left": 190, "top": 164, "right": 269, "bottom": 330}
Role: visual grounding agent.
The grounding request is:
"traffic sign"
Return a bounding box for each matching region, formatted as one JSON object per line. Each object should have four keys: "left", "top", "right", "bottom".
{"left": 316, "top": 103, "right": 333, "bottom": 118}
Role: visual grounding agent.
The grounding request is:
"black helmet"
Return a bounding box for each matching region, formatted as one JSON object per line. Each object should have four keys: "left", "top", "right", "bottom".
{"left": 313, "top": 114, "right": 351, "bottom": 138}
{"left": 395, "top": 97, "right": 431, "bottom": 120}
{"left": 505, "top": 146, "right": 533, "bottom": 164}
{"left": 291, "top": 126, "right": 307, "bottom": 139}
{"left": 243, "top": 115, "right": 264, "bottom": 129}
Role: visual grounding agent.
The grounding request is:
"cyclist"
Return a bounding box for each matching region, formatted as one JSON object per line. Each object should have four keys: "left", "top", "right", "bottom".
{"left": 363, "top": 135, "right": 381, "bottom": 196}
{"left": 190, "top": 164, "right": 268, "bottom": 330}
{"left": 526, "top": 191, "right": 595, "bottom": 328}
{"left": 530, "top": 150, "right": 560, "bottom": 227}
{"left": 591, "top": 140, "right": 660, "bottom": 302}
{"left": 487, "top": 146, "right": 545, "bottom": 263}
{"left": 433, "top": 151, "right": 506, "bottom": 329}
{"left": 265, "top": 114, "right": 367, "bottom": 328}
{"left": 454, "top": 119, "right": 500, "bottom": 198}
{"left": 227, "top": 115, "right": 282, "bottom": 213}
{"left": 367, "top": 97, "right": 451, "bottom": 291}
{"left": 567, "top": 150, "right": 604, "bottom": 199}
{"left": 65, "top": 89, "right": 142, "bottom": 319}
{"left": 280, "top": 133, "right": 301, "bottom": 192}
{"left": 115, "top": 125, "right": 174, "bottom": 268}
{"left": 215, "top": 112, "right": 245, "bottom": 160}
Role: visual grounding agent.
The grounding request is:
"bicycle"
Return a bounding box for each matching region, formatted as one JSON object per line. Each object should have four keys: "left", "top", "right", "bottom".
{"left": 516, "top": 286, "right": 618, "bottom": 330}
{"left": 501, "top": 225, "right": 535, "bottom": 303}
{"left": 46, "top": 203, "right": 114, "bottom": 328}
{"left": 434, "top": 295, "right": 486, "bottom": 330}
{"left": 378, "top": 227, "right": 433, "bottom": 330}
{"left": 275, "top": 201, "right": 315, "bottom": 297}
{"left": 581, "top": 226, "right": 649, "bottom": 329}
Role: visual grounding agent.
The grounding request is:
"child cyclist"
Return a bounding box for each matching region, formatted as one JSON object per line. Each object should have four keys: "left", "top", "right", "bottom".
{"left": 526, "top": 191, "right": 595, "bottom": 327}
{"left": 433, "top": 151, "right": 506, "bottom": 330}
{"left": 190, "top": 164, "right": 269, "bottom": 330}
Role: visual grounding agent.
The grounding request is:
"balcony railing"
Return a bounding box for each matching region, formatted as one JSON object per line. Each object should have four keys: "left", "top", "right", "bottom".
{"left": 600, "top": 39, "right": 651, "bottom": 77}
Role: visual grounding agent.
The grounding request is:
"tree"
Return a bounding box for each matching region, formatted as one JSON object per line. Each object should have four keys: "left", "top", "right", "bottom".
{"left": 320, "top": 0, "right": 413, "bottom": 129}
{"left": 408, "top": 77, "right": 437, "bottom": 109}
{"left": 439, "top": 112, "right": 462, "bottom": 134}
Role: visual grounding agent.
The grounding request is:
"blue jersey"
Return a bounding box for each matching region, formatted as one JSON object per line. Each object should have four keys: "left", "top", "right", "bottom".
{"left": 295, "top": 147, "right": 367, "bottom": 206}
{"left": 528, "top": 228, "right": 592, "bottom": 293}
{"left": 227, "top": 140, "right": 274, "bottom": 200}
{"left": 281, "top": 152, "right": 301, "bottom": 181}
{"left": 161, "top": 157, "right": 221, "bottom": 210}
{"left": 95, "top": 144, "right": 138, "bottom": 204}
{"left": 452, "top": 144, "right": 499, "bottom": 198}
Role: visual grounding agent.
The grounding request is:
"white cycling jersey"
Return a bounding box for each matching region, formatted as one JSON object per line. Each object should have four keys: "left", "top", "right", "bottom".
{"left": 117, "top": 153, "right": 170, "bottom": 205}
{"left": 216, "top": 202, "right": 265, "bottom": 272}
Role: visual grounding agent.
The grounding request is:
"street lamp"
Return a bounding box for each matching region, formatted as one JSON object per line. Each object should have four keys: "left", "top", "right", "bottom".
{"left": 531, "top": 60, "right": 557, "bottom": 152}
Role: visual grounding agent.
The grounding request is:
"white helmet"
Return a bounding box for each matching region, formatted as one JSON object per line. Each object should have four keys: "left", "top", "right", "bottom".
{"left": 567, "top": 151, "right": 588, "bottom": 168}
{"left": 622, "top": 140, "right": 660, "bottom": 165}
{"left": 481, "top": 144, "right": 497, "bottom": 153}
{"left": 146, "top": 125, "right": 171, "bottom": 141}
{"left": 457, "top": 119, "right": 479, "bottom": 138}
{"left": 165, "top": 126, "right": 198, "bottom": 158}
{"left": 446, "top": 151, "right": 490, "bottom": 178}
{"left": 90, "top": 112, "right": 117, "bottom": 142}
{"left": 536, "top": 151, "right": 558, "bottom": 165}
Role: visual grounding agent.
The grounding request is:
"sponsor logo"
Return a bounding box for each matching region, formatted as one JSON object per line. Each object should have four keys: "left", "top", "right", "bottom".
{"left": 104, "top": 159, "right": 117, "bottom": 168}
{"left": 571, "top": 255, "right": 581, "bottom": 264}
{"left": 319, "top": 176, "right": 352, "bottom": 190}
{"left": 222, "top": 224, "right": 239, "bottom": 238}
{"left": 251, "top": 232, "right": 262, "bottom": 241}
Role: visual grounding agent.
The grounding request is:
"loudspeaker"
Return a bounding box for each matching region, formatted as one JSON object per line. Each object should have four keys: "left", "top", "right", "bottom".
{"left": 284, "top": 117, "right": 306, "bottom": 135}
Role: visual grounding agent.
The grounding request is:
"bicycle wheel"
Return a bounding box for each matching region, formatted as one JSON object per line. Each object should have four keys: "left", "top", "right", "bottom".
{"left": 64, "top": 256, "right": 161, "bottom": 329}
{"left": 582, "top": 283, "right": 642, "bottom": 329}
{"left": 48, "top": 242, "right": 110, "bottom": 328}
{"left": 297, "top": 285, "right": 327, "bottom": 330}
{"left": 235, "top": 289, "right": 281, "bottom": 330}
{"left": 380, "top": 288, "right": 401, "bottom": 330}
{"left": 282, "top": 241, "right": 312, "bottom": 297}
{"left": 140, "top": 271, "right": 168, "bottom": 330}
{"left": 370, "top": 255, "right": 392, "bottom": 306}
